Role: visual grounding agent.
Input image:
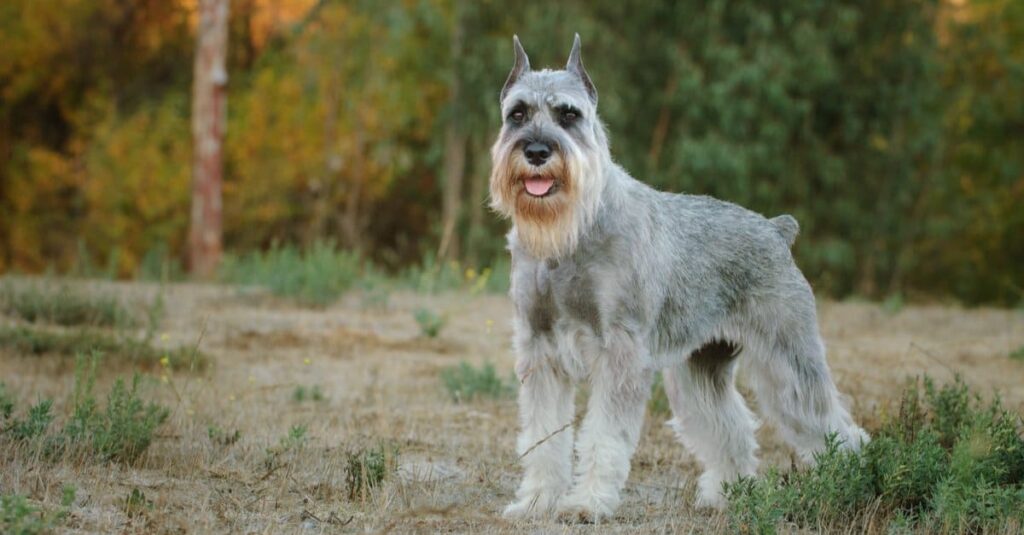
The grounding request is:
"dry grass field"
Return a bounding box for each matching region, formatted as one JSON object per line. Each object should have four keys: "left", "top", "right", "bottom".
{"left": 2, "top": 278, "right": 1023, "bottom": 534}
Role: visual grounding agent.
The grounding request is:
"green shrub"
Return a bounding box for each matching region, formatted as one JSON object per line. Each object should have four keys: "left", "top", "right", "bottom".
{"left": 0, "top": 486, "right": 75, "bottom": 535}
{"left": 6, "top": 399, "right": 54, "bottom": 442}
{"left": 440, "top": 361, "right": 514, "bottom": 402}
{"left": 725, "top": 376, "right": 1024, "bottom": 533}
{"left": 60, "top": 355, "right": 170, "bottom": 463}
{"left": 121, "top": 488, "right": 152, "bottom": 518}
{"left": 292, "top": 385, "right": 325, "bottom": 403}
{"left": 221, "top": 241, "right": 362, "bottom": 306}
{"left": 207, "top": 425, "right": 241, "bottom": 447}
{"left": 345, "top": 443, "right": 397, "bottom": 500}
{"left": 3, "top": 354, "right": 171, "bottom": 464}
{"left": 0, "top": 383, "right": 14, "bottom": 421}
{"left": 396, "top": 254, "right": 509, "bottom": 295}
{"left": 0, "top": 282, "right": 133, "bottom": 328}
{"left": 413, "top": 308, "right": 446, "bottom": 338}
{"left": 0, "top": 325, "right": 208, "bottom": 371}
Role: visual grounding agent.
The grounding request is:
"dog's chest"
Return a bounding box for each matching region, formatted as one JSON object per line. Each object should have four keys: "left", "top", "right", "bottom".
{"left": 517, "top": 258, "right": 603, "bottom": 339}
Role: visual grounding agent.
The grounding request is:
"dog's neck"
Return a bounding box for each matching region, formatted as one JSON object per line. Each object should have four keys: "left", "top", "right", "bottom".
{"left": 512, "top": 155, "right": 623, "bottom": 261}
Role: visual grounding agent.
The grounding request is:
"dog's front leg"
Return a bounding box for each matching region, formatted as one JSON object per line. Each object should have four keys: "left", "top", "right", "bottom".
{"left": 503, "top": 360, "right": 575, "bottom": 518}
{"left": 559, "top": 334, "right": 650, "bottom": 522}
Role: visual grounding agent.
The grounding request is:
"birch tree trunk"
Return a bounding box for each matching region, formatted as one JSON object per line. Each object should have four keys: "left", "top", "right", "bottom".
{"left": 189, "top": 0, "right": 229, "bottom": 278}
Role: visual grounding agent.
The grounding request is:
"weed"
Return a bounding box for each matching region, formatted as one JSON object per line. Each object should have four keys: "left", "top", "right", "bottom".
{"left": 440, "top": 361, "right": 514, "bottom": 402}
{"left": 725, "top": 375, "right": 1024, "bottom": 533}
{"left": 6, "top": 399, "right": 54, "bottom": 442}
{"left": 413, "top": 308, "right": 446, "bottom": 338}
{"left": 262, "top": 424, "right": 309, "bottom": 473}
{"left": 122, "top": 488, "right": 152, "bottom": 517}
{"left": 135, "top": 243, "right": 184, "bottom": 282}
{"left": 221, "top": 241, "right": 362, "bottom": 306}
{"left": 397, "top": 255, "right": 510, "bottom": 295}
{"left": 60, "top": 355, "right": 170, "bottom": 463}
{"left": 0, "top": 486, "right": 75, "bottom": 535}
{"left": 292, "top": 385, "right": 325, "bottom": 403}
{"left": 0, "top": 325, "right": 208, "bottom": 371}
{"left": 882, "top": 293, "right": 905, "bottom": 315}
{"left": 345, "top": 443, "right": 397, "bottom": 501}
{"left": 0, "top": 383, "right": 14, "bottom": 421}
{"left": 1011, "top": 345, "right": 1024, "bottom": 361}
{"left": 207, "top": 426, "right": 241, "bottom": 447}
{"left": 0, "top": 282, "right": 134, "bottom": 328}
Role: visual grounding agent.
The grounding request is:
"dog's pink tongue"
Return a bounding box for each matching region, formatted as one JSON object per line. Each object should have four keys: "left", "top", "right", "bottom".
{"left": 524, "top": 176, "right": 555, "bottom": 196}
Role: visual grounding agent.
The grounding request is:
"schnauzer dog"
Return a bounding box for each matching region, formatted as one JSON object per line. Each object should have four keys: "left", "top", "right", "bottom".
{"left": 491, "top": 35, "right": 869, "bottom": 522}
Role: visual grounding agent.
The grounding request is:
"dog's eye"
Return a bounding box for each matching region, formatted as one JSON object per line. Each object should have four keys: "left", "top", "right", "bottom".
{"left": 508, "top": 110, "right": 526, "bottom": 123}
{"left": 559, "top": 108, "right": 580, "bottom": 125}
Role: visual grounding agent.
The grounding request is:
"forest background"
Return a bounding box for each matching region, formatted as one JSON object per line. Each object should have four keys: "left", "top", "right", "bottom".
{"left": 1, "top": 0, "right": 1021, "bottom": 305}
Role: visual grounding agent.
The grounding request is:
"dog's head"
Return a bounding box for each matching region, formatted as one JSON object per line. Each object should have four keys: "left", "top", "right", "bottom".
{"left": 489, "top": 34, "right": 609, "bottom": 259}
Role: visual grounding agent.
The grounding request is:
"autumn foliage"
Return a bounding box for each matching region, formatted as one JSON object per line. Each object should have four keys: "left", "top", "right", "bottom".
{"left": 0, "top": 0, "right": 1021, "bottom": 304}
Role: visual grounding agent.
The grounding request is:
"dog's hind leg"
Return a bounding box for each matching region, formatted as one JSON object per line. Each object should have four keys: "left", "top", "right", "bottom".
{"left": 743, "top": 293, "right": 869, "bottom": 463}
{"left": 664, "top": 340, "right": 759, "bottom": 509}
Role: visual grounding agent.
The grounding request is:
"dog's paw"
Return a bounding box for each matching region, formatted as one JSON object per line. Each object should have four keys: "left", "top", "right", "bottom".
{"left": 694, "top": 472, "right": 729, "bottom": 510}
{"left": 502, "top": 489, "right": 560, "bottom": 519}
{"left": 555, "top": 490, "right": 617, "bottom": 524}
{"left": 694, "top": 489, "right": 728, "bottom": 510}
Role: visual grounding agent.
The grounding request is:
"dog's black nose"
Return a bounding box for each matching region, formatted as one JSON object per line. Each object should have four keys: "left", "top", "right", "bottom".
{"left": 524, "top": 142, "right": 552, "bottom": 166}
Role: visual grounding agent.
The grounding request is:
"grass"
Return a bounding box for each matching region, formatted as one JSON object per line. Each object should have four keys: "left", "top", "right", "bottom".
{"left": 292, "top": 384, "right": 325, "bottom": 403}
{"left": 2, "top": 353, "right": 170, "bottom": 464}
{"left": 397, "top": 255, "right": 509, "bottom": 295}
{"left": 413, "top": 307, "right": 446, "bottom": 338}
{"left": 345, "top": 443, "right": 398, "bottom": 501}
{"left": 0, "top": 486, "right": 75, "bottom": 535}
{"left": 0, "top": 325, "right": 208, "bottom": 371}
{"left": 1011, "top": 345, "right": 1024, "bottom": 361}
{"left": 725, "top": 376, "right": 1024, "bottom": 534}
{"left": 2, "top": 279, "right": 1022, "bottom": 533}
{"left": 440, "top": 361, "right": 515, "bottom": 402}
{"left": 0, "top": 282, "right": 134, "bottom": 328}
{"left": 220, "top": 241, "right": 364, "bottom": 306}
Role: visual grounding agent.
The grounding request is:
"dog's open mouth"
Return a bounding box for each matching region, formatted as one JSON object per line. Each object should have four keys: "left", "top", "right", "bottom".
{"left": 523, "top": 175, "right": 558, "bottom": 198}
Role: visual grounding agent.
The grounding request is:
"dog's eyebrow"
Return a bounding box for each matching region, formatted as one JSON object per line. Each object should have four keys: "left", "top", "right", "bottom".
{"left": 553, "top": 103, "right": 582, "bottom": 116}
{"left": 505, "top": 100, "right": 528, "bottom": 114}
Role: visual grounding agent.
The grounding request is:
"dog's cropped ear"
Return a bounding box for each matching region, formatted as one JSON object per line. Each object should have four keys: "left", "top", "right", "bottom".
{"left": 566, "top": 33, "right": 597, "bottom": 104}
{"left": 501, "top": 35, "right": 531, "bottom": 102}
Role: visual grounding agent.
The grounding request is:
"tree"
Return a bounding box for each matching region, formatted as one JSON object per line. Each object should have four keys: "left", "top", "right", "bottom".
{"left": 190, "top": 0, "right": 230, "bottom": 278}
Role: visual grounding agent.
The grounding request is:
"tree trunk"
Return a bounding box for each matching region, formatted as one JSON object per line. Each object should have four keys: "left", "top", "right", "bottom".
{"left": 437, "top": 4, "right": 466, "bottom": 262}
{"left": 189, "top": 0, "right": 229, "bottom": 279}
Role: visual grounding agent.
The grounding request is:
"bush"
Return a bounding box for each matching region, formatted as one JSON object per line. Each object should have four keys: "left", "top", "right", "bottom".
{"left": 725, "top": 376, "right": 1024, "bottom": 534}
{"left": 345, "top": 443, "right": 397, "bottom": 501}
{"left": 440, "top": 361, "right": 515, "bottom": 402}
{"left": 221, "top": 241, "right": 362, "bottom": 306}
{"left": 0, "top": 486, "right": 75, "bottom": 535}
{"left": 1, "top": 354, "right": 170, "bottom": 464}
{"left": 413, "top": 308, "right": 446, "bottom": 338}
{"left": 0, "top": 282, "right": 133, "bottom": 328}
{"left": 0, "top": 325, "right": 208, "bottom": 371}
{"left": 57, "top": 354, "right": 169, "bottom": 463}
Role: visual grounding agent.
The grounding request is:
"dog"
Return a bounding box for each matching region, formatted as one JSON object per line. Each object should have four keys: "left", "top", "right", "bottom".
{"left": 490, "top": 34, "right": 869, "bottom": 522}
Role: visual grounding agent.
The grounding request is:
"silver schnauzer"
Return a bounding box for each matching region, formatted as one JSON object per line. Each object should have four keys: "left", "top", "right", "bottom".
{"left": 490, "top": 34, "right": 869, "bottom": 522}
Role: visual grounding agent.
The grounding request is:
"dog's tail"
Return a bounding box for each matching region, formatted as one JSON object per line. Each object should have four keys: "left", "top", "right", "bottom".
{"left": 769, "top": 214, "right": 799, "bottom": 247}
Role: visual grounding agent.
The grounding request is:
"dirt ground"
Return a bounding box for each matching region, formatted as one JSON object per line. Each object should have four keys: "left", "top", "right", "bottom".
{"left": 2, "top": 280, "right": 1023, "bottom": 534}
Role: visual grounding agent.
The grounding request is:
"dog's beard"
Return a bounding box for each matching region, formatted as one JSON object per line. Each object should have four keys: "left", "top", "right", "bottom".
{"left": 490, "top": 144, "right": 603, "bottom": 259}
